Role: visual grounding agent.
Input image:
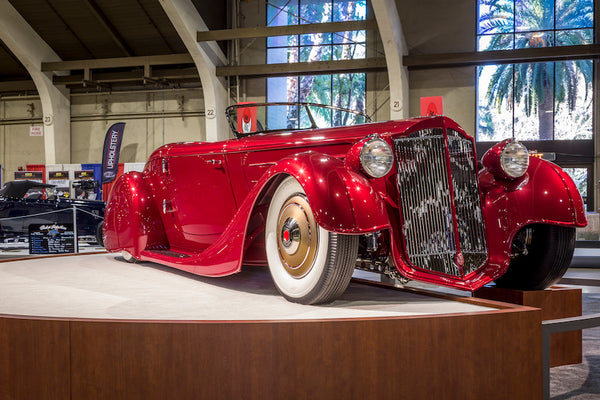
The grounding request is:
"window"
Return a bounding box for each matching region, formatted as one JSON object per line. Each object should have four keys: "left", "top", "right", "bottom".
{"left": 476, "top": 0, "right": 594, "bottom": 142}
{"left": 266, "top": 0, "right": 367, "bottom": 127}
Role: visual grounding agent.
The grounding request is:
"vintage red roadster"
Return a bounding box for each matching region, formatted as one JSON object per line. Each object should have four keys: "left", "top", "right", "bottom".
{"left": 103, "top": 102, "right": 587, "bottom": 304}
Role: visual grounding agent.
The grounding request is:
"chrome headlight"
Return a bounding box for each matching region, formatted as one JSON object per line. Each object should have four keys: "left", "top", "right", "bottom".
{"left": 500, "top": 140, "right": 529, "bottom": 178}
{"left": 360, "top": 137, "right": 394, "bottom": 178}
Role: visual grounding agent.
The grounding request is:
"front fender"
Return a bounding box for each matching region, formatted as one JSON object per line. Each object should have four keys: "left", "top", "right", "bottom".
{"left": 257, "top": 152, "right": 389, "bottom": 233}
{"left": 480, "top": 157, "right": 587, "bottom": 229}
{"left": 479, "top": 157, "right": 587, "bottom": 279}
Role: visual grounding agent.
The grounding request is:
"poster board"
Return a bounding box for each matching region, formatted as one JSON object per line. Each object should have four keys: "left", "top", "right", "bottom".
{"left": 29, "top": 223, "right": 75, "bottom": 254}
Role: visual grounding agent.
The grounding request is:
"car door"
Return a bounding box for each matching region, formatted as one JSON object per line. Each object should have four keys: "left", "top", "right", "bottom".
{"left": 164, "top": 152, "right": 238, "bottom": 249}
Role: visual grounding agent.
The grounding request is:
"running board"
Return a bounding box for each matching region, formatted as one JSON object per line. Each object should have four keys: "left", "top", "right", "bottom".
{"left": 141, "top": 249, "right": 192, "bottom": 259}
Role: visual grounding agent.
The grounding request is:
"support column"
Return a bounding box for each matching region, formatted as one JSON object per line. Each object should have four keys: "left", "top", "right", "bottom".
{"left": 0, "top": 0, "right": 70, "bottom": 164}
{"left": 371, "top": 0, "right": 409, "bottom": 120}
{"left": 159, "top": 0, "right": 229, "bottom": 142}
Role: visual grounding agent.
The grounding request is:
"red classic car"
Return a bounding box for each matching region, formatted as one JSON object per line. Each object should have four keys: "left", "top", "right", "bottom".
{"left": 103, "top": 102, "right": 587, "bottom": 304}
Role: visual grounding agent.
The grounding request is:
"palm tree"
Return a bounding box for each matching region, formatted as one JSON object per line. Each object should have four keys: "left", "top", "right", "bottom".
{"left": 478, "top": 0, "right": 593, "bottom": 140}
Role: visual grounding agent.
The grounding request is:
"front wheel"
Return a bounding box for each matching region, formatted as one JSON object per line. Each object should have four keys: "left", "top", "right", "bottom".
{"left": 494, "top": 224, "right": 575, "bottom": 290}
{"left": 265, "top": 176, "right": 359, "bottom": 305}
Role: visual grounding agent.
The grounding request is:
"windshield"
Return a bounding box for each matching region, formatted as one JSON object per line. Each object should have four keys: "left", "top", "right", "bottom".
{"left": 225, "top": 102, "right": 371, "bottom": 137}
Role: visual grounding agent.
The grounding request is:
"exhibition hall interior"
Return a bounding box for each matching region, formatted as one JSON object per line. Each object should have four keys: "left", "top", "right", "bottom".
{"left": 0, "top": 0, "right": 599, "bottom": 398}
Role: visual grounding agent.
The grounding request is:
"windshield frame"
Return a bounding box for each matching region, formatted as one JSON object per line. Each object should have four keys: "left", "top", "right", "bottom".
{"left": 225, "top": 102, "right": 371, "bottom": 138}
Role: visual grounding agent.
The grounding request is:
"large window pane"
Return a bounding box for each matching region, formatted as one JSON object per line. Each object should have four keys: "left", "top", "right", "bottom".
{"left": 478, "top": 33, "right": 514, "bottom": 51}
{"left": 477, "top": 65, "right": 514, "bottom": 142}
{"left": 299, "top": 45, "right": 332, "bottom": 62}
{"left": 555, "top": 28, "right": 593, "bottom": 46}
{"left": 513, "top": 62, "right": 554, "bottom": 140}
{"left": 333, "top": 0, "right": 367, "bottom": 22}
{"left": 300, "top": 0, "right": 332, "bottom": 23}
{"left": 515, "top": 0, "right": 554, "bottom": 32}
{"left": 476, "top": 0, "right": 594, "bottom": 142}
{"left": 478, "top": 0, "right": 515, "bottom": 34}
{"left": 554, "top": 60, "right": 593, "bottom": 140}
{"left": 267, "top": 0, "right": 367, "bottom": 115}
{"left": 556, "top": 0, "right": 593, "bottom": 29}
{"left": 563, "top": 168, "right": 588, "bottom": 199}
{"left": 515, "top": 31, "right": 553, "bottom": 48}
{"left": 267, "top": 0, "right": 298, "bottom": 26}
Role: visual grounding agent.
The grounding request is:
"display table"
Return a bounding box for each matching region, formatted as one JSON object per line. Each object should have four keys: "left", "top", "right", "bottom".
{"left": 475, "top": 285, "right": 582, "bottom": 367}
{"left": 1, "top": 254, "right": 544, "bottom": 400}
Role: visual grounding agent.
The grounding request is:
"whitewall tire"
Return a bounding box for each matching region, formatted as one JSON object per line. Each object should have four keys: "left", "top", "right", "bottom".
{"left": 265, "top": 176, "right": 359, "bottom": 304}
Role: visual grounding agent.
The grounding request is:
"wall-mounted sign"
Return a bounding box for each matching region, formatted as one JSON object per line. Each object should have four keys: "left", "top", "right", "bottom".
{"left": 75, "top": 170, "right": 95, "bottom": 180}
{"left": 29, "top": 126, "right": 43, "bottom": 137}
{"left": 420, "top": 96, "right": 444, "bottom": 117}
{"left": 48, "top": 171, "right": 69, "bottom": 182}
{"left": 14, "top": 171, "right": 43, "bottom": 182}
{"left": 29, "top": 223, "right": 75, "bottom": 254}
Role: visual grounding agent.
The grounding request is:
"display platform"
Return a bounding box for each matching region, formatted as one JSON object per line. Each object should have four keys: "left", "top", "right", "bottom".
{"left": 1, "top": 253, "right": 543, "bottom": 400}
{"left": 475, "top": 285, "right": 583, "bottom": 367}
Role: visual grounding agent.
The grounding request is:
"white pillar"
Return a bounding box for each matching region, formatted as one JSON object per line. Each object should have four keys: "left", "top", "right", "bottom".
{"left": 0, "top": 0, "right": 71, "bottom": 164}
{"left": 371, "top": 0, "right": 409, "bottom": 120}
{"left": 159, "top": 0, "right": 229, "bottom": 142}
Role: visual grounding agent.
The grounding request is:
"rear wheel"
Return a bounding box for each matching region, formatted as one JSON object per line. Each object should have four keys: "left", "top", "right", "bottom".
{"left": 95, "top": 222, "right": 104, "bottom": 247}
{"left": 494, "top": 224, "right": 575, "bottom": 290}
{"left": 265, "top": 176, "right": 359, "bottom": 305}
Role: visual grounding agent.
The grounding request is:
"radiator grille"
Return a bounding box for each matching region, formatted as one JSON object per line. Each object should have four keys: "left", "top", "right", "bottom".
{"left": 394, "top": 128, "right": 487, "bottom": 277}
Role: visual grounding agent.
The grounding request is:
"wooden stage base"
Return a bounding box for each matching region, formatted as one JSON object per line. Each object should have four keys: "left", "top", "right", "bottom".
{"left": 0, "top": 284, "right": 544, "bottom": 400}
{"left": 475, "top": 286, "right": 582, "bottom": 367}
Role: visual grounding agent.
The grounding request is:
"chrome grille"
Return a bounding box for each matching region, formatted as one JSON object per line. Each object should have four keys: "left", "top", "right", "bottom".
{"left": 394, "top": 128, "right": 487, "bottom": 277}
{"left": 447, "top": 129, "right": 488, "bottom": 275}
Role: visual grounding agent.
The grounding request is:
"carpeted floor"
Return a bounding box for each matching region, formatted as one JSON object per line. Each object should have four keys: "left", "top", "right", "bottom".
{"left": 550, "top": 291, "right": 600, "bottom": 399}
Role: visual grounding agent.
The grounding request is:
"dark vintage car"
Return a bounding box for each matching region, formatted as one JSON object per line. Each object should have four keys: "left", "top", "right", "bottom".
{"left": 103, "top": 102, "right": 587, "bottom": 304}
{"left": 0, "top": 180, "right": 105, "bottom": 245}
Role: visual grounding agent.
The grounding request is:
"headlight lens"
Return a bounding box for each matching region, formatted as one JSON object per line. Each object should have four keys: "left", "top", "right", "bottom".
{"left": 500, "top": 140, "right": 529, "bottom": 178}
{"left": 360, "top": 138, "right": 394, "bottom": 178}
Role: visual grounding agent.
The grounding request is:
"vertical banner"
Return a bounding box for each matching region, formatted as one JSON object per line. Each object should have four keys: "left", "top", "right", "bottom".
{"left": 101, "top": 122, "right": 126, "bottom": 184}
{"left": 420, "top": 96, "right": 444, "bottom": 117}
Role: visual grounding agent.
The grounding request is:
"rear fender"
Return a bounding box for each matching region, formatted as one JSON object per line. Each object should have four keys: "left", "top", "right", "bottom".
{"left": 103, "top": 172, "right": 167, "bottom": 256}
{"left": 254, "top": 152, "right": 389, "bottom": 234}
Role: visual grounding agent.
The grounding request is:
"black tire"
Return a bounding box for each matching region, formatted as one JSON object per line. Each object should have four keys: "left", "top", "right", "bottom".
{"left": 95, "top": 221, "right": 104, "bottom": 247}
{"left": 265, "top": 176, "right": 359, "bottom": 305}
{"left": 494, "top": 224, "right": 575, "bottom": 290}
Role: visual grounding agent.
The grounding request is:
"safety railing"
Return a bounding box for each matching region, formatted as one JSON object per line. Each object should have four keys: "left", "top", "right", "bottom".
{"left": 542, "top": 313, "right": 600, "bottom": 399}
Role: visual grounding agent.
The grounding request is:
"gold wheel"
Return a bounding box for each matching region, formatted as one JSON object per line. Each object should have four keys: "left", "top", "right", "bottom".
{"left": 276, "top": 195, "right": 319, "bottom": 278}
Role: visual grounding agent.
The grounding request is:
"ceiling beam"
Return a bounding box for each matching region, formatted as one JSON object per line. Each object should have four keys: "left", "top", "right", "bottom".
{"left": 216, "top": 57, "right": 387, "bottom": 77}
{"left": 0, "top": 80, "right": 37, "bottom": 92}
{"left": 42, "top": 53, "right": 193, "bottom": 71}
{"left": 404, "top": 44, "right": 600, "bottom": 69}
{"left": 52, "top": 66, "right": 199, "bottom": 85}
{"left": 197, "top": 19, "right": 377, "bottom": 42}
{"left": 46, "top": 57, "right": 386, "bottom": 84}
{"left": 83, "top": 0, "right": 134, "bottom": 57}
